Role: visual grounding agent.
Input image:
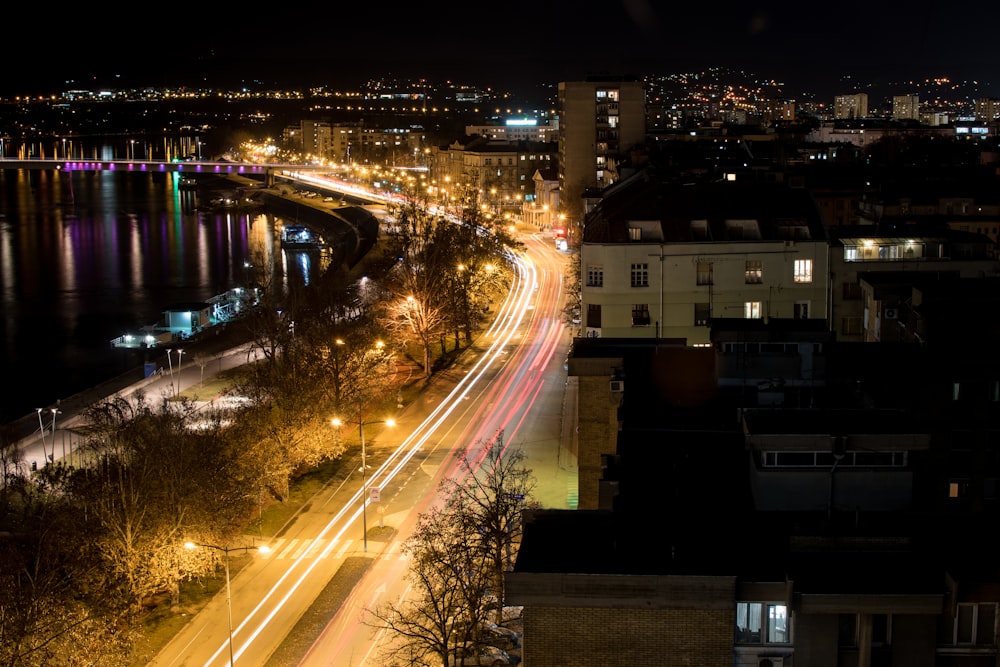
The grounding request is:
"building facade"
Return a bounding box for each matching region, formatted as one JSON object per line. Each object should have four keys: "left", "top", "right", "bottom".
{"left": 429, "top": 137, "right": 557, "bottom": 219}
{"left": 557, "top": 78, "right": 646, "bottom": 237}
{"left": 893, "top": 94, "right": 920, "bottom": 121}
{"left": 833, "top": 94, "right": 869, "bottom": 120}
{"left": 579, "top": 172, "right": 828, "bottom": 345}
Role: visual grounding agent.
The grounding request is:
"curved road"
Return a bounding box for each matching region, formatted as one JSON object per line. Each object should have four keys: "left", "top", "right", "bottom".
{"left": 148, "top": 230, "right": 577, "bottom": 667}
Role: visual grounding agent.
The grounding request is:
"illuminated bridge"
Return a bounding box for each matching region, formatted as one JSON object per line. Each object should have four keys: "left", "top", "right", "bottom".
{"left": 0, "top": 158, "right": 329, "bottom": 178}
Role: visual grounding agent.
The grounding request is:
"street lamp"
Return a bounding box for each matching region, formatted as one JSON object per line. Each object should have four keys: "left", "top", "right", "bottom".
{"left": 331, "top": 417, "right": 395, "bottom": 552}
{"left": 35, "top": 408, "right": 48, "bottom": 464}
{"left": 184, "top": 541, "right": 271, "bottom": 667}
{"left": 166, "top": 348, "right": 184, "bottom": 397}
{"left": 50, "top": 407, "right": 61, "bottom": 462}
{"left": 165, "top": 348, "right": 175, "bottom": 393}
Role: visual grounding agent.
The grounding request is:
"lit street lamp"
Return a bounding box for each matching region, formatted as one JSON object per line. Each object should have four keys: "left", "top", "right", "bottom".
{"left": 165, "top": 348, "right": 185, "bottom": 397}
{"left": 35, "top": 408, "right": 48, "bottom": 464}
{"left": 166, "top": 348, "right": 175, "bottom": 393}
{"left": 184, "top": 541, "right": 271, "bottom": 666}
{"left": 331, "top": 416, "right": 395, "bottom": 552}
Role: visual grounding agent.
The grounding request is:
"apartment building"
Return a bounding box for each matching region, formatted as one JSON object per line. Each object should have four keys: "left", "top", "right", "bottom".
{"left": 511, "top": 320, "right": 1000, "bottom": 666}
{"left": 829, "top": 226, "right": 999, "bottom": 341}
{"left": 974, "top": 98, "right": 1000, "bottom": 122}
{"left": 893, "top": 94, "right": 921, "bottom": 121}
{"left": 557, "top": 77, "right": 646, "bottom": 235}
{"left": 429, "top": 136, "right": 557, "bottom": 216}
{"left": 281, "top": 120, "right": 419, "bottom": 164}
{"left": 833, "top": 93, "right": 869, "bottom": 120}
{"left": 465, "top": 118, "right": 557, "bottom": 143}
{"left": 580, "top": 170, "right": 828, "bottom": 345}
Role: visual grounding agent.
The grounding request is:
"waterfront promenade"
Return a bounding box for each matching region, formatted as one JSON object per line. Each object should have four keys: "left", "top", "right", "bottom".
{"left": 6, "top": 334, "right": 261, "bottom": 474}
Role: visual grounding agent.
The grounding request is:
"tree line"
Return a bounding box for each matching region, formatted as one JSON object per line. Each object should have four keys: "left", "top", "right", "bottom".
{"left": 0, "top": 194, "right": 523, "bottom": 666}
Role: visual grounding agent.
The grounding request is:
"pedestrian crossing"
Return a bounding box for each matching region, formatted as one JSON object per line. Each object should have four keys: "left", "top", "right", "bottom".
{"left": 258, "top": 536, "right": 409, "bottom": 561}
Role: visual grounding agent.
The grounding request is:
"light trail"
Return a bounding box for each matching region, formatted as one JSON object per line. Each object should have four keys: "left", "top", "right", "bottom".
{"left": 293, "top": 233, "right": 570, "bottom": 667}
{"left": 191, "top": 240, "right": 543, "bottom": 666}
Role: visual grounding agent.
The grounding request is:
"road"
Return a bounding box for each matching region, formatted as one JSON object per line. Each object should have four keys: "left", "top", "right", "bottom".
{"left": 145, "top": 230, "right": 576, "bottom": 667}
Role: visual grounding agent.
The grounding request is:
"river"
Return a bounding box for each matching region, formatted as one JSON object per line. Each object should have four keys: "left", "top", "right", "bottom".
{"left": 0, "top": 156, "right": 331, "bottom": 425}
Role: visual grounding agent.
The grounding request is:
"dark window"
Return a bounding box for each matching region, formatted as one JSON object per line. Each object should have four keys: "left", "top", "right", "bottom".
{"left": 630, "top": 263, "right": 649, "bottom": 287}
{"left": 586, "top": 304, "right": 602, "bottom": 328}
{"left": 695, "top": 303, "right": 710, "bottom": 326}
{"left": 632, "top": 304, "right": 651, "bottom": 326}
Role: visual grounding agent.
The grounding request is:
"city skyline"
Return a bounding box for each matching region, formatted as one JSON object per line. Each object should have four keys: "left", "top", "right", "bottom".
{"left": 6, "top": 2, "right": 1000, "bottom": 100}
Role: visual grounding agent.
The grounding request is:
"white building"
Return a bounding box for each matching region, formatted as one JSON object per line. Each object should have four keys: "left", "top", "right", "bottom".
{"left": 580, "top": 172, "right": 829, "bottom": 346}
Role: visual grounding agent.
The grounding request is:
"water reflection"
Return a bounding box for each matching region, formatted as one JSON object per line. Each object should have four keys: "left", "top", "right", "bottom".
{"left": 0, "top": 160, "right": 329, "bottom": 424}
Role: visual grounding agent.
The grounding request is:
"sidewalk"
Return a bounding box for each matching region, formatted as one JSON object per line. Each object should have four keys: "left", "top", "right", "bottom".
{"left": 6, "top": 341, "right": 258, "bottom": 475}
{"left": 7, "top": 324, "right": 580, "bottom": 510}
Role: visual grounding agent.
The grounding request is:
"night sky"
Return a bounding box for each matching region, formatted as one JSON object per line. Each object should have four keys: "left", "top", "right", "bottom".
{"left": 6, "top": 2, "right": 1000, "bottom": 98}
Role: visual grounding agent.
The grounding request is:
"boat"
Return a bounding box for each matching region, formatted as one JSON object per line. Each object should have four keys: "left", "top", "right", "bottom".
{"left": 280, "top": 223, "right": 326, "bottom": 250}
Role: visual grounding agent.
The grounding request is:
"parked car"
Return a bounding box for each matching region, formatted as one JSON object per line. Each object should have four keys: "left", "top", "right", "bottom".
{"left": 448, "top": 645, "right": 512, "bottom": 666}
{"left": 482, "top": 622, "right": 521, "bottom": 650}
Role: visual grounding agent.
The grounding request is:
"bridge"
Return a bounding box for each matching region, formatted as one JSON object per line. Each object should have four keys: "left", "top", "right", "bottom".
{"left": 0, "top": 157, "right": 329, "bottom": 178}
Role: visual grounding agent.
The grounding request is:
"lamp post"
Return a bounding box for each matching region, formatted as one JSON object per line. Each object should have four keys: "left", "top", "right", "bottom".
{"left": 331, "top": 417, "right": 395, "bottom": 552}
{"left": 50, "top": 407, "right": 61, "bottom": 463}
{"left": 184, "top": 541, "right": 271, "bottom": 667}
{"left": 35, "top": 408, "right": 47, "bottom": 464}
{"left": 175, "top": 349, "right": 185, "bottom": 395}
{"left": 165, "top": 348, "right": 175, "bottom": 393}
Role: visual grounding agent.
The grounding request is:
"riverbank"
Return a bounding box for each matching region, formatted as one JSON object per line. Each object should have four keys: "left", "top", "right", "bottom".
{"left": 1, "top": 177, "right": 380, "bottom": 441}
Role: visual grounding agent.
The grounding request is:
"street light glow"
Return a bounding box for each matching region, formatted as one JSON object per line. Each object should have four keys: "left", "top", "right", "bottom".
{"left": 331, "top": 417, "right": 396, "bottom": 552}
{"left": 184, "top": 541, "right": 270, "bottom": 666}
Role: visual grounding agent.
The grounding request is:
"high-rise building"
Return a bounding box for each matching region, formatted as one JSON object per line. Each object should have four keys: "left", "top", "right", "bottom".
{"left": 975, "top": 98, "right": 1000, "bottom": 122}
{"left": 833, "top": 93, "right": 869, "bottom": 119}
{"left": 892, "top": 94, "right": 920, "bottom": 121}
{"left": 556, "top": 77, "right": 646, "bottom": 238}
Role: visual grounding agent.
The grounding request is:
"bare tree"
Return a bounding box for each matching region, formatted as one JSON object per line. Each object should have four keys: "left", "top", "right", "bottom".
{"left": 374, "top": 204, "right": 451, "bottom": 377}
{"left": 366, "top": 505, "right": 494, "bottom": 667}
{"left": 367, "top": 432, "right": 536, "bottom": 665}
{"left": 441, "top": 431, "right": 536, "bottom": 624}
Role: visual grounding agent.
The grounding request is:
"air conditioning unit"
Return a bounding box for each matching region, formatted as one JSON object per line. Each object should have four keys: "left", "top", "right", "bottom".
{"left": 884, "top": 308, "right": 898, "bottom": 320}
{"left": 610, "top": 380, "right": 625, "bottom": 393}
{"left": 758, "top": 658, "right": 783, "bottom": 667}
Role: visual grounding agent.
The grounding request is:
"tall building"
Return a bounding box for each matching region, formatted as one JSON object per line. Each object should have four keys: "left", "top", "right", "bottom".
{"left": 975, "top": 98, "right": 1000, "bottom": 122}
{"left": 893, "top": 94, "right": 920, "bottom": 121}
{"left": 833, "top": 93, "right": 869, "bottom": 119}
{"left": 557, "top": 77, "right": 646, "bottom": 239}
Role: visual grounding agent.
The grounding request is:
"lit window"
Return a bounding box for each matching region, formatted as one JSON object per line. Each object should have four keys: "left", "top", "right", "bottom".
{"left": 794, "top": 259, "right": 813, "bottom": 283}
{"left": 696, "top": 261, "right": 713, "bottom": 285}
{"left": 736, "top": 603, "right": 790, "bottom": 645}
{"left": 745, "top": 260, "right": 763, "bottom": 284}
{"left": 745, "top": 301, "right": 762, "bottom": 319}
